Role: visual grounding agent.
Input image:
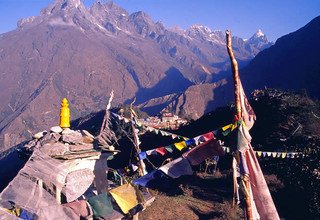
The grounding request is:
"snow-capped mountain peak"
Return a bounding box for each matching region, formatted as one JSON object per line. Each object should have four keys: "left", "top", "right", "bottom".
{"left": 255, "top": 29, "right": 265, "bottom": 37}
{"left": 245, "top": 29, "right": 273, "bottom": 53}
{"left": 41, "top": 0, "right": 85, "bottom": 15}
{"left": 190, "top": 24, "right": 212, "bottom": 35}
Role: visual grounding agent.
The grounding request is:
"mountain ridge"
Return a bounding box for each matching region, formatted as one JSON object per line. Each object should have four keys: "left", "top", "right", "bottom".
{"left": 145, "top": 15, "right": 320, "bottom": 119}
{"left": 0, "top": 0, "right": 271, "bottom": 151}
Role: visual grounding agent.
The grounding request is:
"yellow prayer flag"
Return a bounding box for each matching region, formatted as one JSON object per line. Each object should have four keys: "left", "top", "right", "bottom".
{"left": 231, "top": 123, "right": 237, "bottom": 131}
{"left": 222, "top": 124, "right": 232, "bottom": 131}
{"left": 281, "top": 152, "right": 287, "bottom": 158}
{"left": 257, "top": 151, "right": 262, "bottom": 157}
{"left": 109, "top": 183, "right": 139, "bottom": 214}
{"left": 174, "top": 141, "right": 187, "bottom": 151}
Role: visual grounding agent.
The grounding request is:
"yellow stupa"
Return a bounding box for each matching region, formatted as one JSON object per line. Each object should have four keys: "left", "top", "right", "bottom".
{"left": 60, "top": 98, "right": 70, "bottom": 128}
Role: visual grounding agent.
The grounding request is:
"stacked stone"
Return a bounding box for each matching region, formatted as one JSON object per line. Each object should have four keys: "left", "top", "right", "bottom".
{"left": 23, "top": 126, "right": 116, "bottom": 159}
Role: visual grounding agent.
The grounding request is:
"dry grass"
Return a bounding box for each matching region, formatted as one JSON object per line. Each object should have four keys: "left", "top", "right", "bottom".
{"left": 140, "top": 174, "right": 243, "bottom": 220}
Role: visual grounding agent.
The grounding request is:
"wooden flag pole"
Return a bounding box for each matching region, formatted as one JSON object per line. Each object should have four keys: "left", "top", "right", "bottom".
{"left": 130, "top": 98, "right": 146, "bottom": 176}
{"left": 226, "top": 30, "right": 241, "bottom": 119}
{"left": 226, "top": 30, "right": 253, "bottom": 220}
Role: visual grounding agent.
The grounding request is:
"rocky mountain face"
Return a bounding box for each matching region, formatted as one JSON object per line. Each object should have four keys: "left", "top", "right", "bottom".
{"left": 154, "top": 16, "right": 320, "bottom": 120}
{"left": 0, "top": 0, "right": 271, "bottom": 151}
{"left": 245, "top": 29, "right": 273, "bottom": 55}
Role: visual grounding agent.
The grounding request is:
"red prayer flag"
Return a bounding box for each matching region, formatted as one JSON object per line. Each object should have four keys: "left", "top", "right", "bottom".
{"left": 156, "top": 147, "right": 166, "bottom": 156}
{"left": 202, "top": 131, "right": 214, "bottom": 141}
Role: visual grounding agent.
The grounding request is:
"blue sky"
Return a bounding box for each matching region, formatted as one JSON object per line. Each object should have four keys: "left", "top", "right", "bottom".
{"left": 0, "top": 0, "right": 319, "bottom": 42}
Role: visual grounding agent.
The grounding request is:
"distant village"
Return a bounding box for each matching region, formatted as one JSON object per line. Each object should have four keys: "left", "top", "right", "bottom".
{"left": 119, "top": 108, "right": 189, "bottom": 130}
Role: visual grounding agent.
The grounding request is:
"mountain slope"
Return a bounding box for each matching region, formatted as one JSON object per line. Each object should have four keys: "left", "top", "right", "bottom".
{"left": 0, "top": 0, "right": 271, "bottom": 150}
{"left": 154, "top": 16, "right": 320, "bottom": 119}
{"left": 240, "top": 16, "right": 320, "bottom": 96}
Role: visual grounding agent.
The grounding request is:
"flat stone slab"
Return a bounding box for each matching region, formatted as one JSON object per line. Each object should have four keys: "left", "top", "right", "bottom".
{"left": 52, "top": 151, "right": 102, "bottom": 160}
{"left": 61, "top": 132, "right": 83, "bottom": 144}
{"left": 41, "top": 142, "right": 69, "bottom": 156}
{"left": 65, "top": 168, "right": 95, "bottom": 202}
{"left": 69, "top": 143, "right": 94, "bottom": 152}
{"left": 81, "top": 130, "right": 94, "bottom": 139}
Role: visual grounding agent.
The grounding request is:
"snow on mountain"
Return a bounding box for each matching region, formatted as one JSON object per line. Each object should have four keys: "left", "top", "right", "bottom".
{"left": 255, "top": 29, "right": 265, "bottom": 37}
{"left": 245, "top": 29, "right": 273, "bottom": 54}
{"left": 0, "top": 0, "right": 273, "bottom": 150}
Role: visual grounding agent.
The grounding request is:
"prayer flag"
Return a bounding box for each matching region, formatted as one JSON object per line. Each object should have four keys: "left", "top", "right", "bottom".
{"left": 133, "top": 170, "right": 169, "bottom": 188}
{"left": 239, "top": 82, "right": 256, "bottom": 129}
{"left": 193, "top": 136, "right": 202, "bottom": 145}
{"left": 165, "top": 145, "right": 174, "bottom": 153}
{"left": 159, "top": 157, "right": 193, "bottom": 178}
{"left": 174, "top": 141, "right": 187, "bottom": 151}
{"left": 185, "top": 139, "right": 196, "bottom": 146}
{"left": 245, "top": 146, "right": 280, "bottom": 219}
{"left": 87, "top": 193, "right": 115, "bottom": 219}
{"left": 222, "top": 124, "right": 232, "bottom": 131}
{"left": 146, "top": 150, "right": 156, "bottom": 156}
{"left": 138, "top": 152, "right": 147, "bottom": 160}
{"left": 183, "top": 139, "right": 224, "bottom": 166}
{"left": 156, "top": 147, "right": 166, "bottom": 156}
{"left": 202, "top": 131, "right": 214, "bottom": 141}
{"left": 109, "top": 184, "right": 140, "bottom": 214}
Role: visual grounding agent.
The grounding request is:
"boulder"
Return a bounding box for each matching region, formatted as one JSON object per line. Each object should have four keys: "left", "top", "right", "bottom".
{"left": 62, "top": 128, "right": 74, "bottom": 135}
{"left": 33, "top": 131, "right": 47, "bottom": 139}
{"left": 61, "top": 131, "right": 83, "bottom": 144}
{"left": 50, "top": 126, "right": 63, "bottom": 134}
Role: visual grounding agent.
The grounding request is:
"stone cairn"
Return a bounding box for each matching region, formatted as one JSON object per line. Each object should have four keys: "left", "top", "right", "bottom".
{"left": 22, "top": 98, "right": 117, "bottom": 159}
